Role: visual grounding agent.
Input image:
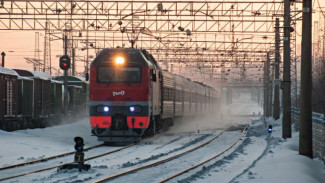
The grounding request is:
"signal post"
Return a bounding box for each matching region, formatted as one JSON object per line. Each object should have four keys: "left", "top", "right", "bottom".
{"left": 59, "top": 54, "right": 71, "bottom": 116}
{"left": 60, "top": 35, "right": 71, "bottom": 116}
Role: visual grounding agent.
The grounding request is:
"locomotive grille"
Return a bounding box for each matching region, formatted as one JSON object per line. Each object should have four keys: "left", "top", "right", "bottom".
{"left": 111, "top": 114, "right": 128, "bottom": 131}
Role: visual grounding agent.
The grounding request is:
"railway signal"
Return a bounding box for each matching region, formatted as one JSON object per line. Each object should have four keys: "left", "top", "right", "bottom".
{"left": 59, "top": 55, "right": 71, "bottom": 70}
{"left": 268, "top": 125, "right": 273, "bottom": 133}
{"left": 74, "top": 137, "right": 84, "bottom": 152}
{"left": 57, "top": 137, "right": 90, "bottom": 172}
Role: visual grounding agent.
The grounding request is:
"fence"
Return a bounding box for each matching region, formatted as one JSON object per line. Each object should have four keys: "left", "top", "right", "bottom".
{"left": 292, "top": 107, "right": 325, "bottom": 162}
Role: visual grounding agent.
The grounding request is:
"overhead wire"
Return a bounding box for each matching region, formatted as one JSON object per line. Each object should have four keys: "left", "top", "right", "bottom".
{"left": 317, "top": 0, "right": 325, "bottom": 18}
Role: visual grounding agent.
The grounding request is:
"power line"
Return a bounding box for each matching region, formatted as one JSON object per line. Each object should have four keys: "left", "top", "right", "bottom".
{"left": 317, "top": 0, "right": 325, "bottom": 17}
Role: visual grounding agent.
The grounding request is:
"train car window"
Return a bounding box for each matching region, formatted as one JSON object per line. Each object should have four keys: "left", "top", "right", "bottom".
{"left": 97, "top": 67, "right": 141, "bottom": 83}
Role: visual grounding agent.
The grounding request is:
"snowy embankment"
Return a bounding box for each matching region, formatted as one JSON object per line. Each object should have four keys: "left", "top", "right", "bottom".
{"left": 0, "top": 95, "right": 324, "bottom": 183}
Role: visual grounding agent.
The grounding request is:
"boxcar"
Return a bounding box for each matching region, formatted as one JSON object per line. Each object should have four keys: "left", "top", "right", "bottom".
{"left": 53, "top": 76, "right": 88, "bottom": 114}
{"left": 17, "top": 76, "right": 33, "bottom": 125}
{"left": 50, "top": 80, "right": 63, "bottom": 118}
{"left": 0, "top": 67, "right": 18, "bottom": 130}
{"left": 14, "top": 69, "right": 52, "bottom": 122}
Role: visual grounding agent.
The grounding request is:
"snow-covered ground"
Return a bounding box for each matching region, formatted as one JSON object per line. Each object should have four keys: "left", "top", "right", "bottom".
{"left": 0, "top": 93, "right": 324, "bottom": 183}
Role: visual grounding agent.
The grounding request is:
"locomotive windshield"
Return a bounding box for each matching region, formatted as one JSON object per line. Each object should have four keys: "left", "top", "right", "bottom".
{"left": 97, "top": 67, "right": 141, "bottom": 83}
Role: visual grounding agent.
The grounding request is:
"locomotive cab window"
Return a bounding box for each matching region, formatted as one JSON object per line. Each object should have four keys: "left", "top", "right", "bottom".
{"left": 97, "top": 67, "right": 141, "bottom": 83}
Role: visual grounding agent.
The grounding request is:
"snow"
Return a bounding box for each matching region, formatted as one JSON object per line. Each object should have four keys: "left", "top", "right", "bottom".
{"left": 27, "top": 70, "right": 52, "bottom": 80}
{"left": 0, "top": 94, "right": 324, "bottom": 183}
{"left": 0, "top": 67, "right": 18, "bottom": 76}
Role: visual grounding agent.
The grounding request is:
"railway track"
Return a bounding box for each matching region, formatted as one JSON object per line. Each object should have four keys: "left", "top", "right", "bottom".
{"left": 0, "top": 143, "right": 136, "bottom": 182}
{"left": 158, "top": 124, "right": 248, "bottom": 183}
{"left": 0, "top": 144, "right": 104, "bottom": 171}
{"left": 0, "top": 129, "right": 217, "bottom": 182}
{"left": 92, "top": 125, "right": 248, "bottom": 183}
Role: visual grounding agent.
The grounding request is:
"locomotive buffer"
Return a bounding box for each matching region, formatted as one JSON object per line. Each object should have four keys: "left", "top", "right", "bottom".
{"left": 57, "top": 137, "right": 91, "bottom": 172}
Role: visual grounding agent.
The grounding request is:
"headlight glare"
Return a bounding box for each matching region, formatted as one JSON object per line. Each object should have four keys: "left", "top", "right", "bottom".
{"left": 129, "top": 105, "right": 142, "bottom": 113}
{"left": 97, "top": 105, "right": 109, "bottom": 113}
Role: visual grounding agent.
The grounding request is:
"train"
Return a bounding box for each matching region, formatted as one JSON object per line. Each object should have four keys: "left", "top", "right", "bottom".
{"left": 0, "top": 67, "right": 88, "bottom": 131}
{"left": 89, "top": 48, "right": 220, "bottom": 143}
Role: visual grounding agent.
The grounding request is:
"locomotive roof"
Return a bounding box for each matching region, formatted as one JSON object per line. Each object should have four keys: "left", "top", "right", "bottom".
{"left": 0, "top": 67, "right": 18, "bottom": 76}
{"left": 14, "top": 69, "right": 51, "bottom": 80}
{"left": 91, "top": 48, "right": 154, "bottom": 66}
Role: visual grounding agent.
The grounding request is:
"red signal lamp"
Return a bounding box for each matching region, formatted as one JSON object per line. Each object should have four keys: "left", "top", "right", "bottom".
{"left": 59, "top": 55, "right": 71, "bottom": 70}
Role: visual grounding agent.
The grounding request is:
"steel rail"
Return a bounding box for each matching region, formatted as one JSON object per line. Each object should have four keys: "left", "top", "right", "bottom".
{"left": 92, "top": 127, "right": 232, "bottom": 183}
{"left": 0, "top": 143, "right": 104, "bottom": 171}
{"left": 0, "top": 143, "right": 136, "bottom": 182}
{"left": 158, "top": 124, "right": 248, "bottom": 183}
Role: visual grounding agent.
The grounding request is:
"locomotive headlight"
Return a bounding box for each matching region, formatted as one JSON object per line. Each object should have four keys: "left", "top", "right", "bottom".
{"left": 103, "top": 106, "right": 109, "bottom": 112}
{"left": 129, "top": 105, "right": 142, "bottom": 113}
{"left": 115, "top": 56, "right": 125, "bottom": 65}
{"left": 97, "top": 105, "right": 110, "bottom": 113}
{"left": 129, "top": 106, "right": 135, "bottom": 112}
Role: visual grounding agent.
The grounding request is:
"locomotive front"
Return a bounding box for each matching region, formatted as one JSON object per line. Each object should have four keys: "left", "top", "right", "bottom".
{"left": 89, "top": 48, "right": 154, "bottom": 142}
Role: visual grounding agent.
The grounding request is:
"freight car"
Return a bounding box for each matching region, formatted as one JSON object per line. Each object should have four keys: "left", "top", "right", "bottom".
{"left": 0, "top": 67, "right": 88, "bottom": 131}
{"left": 53, "top": 76, "right": 89, "bottom": 114}
{"left": 89, "top": 48, "right": 220, "bottom": 143}
{"left": 14, "top": 69, "right": 52, "bottom": 127}
{"left": 0, "top": 67, "right": 19, "bottom": 131}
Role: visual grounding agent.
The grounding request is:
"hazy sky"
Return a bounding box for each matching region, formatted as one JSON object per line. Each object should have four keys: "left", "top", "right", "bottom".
{"left": 0, "top": 0, "right": 324, "bottom": 75}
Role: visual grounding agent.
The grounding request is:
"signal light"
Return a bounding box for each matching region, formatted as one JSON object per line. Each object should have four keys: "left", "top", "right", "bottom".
{"left": 74, "top": 137, "right": 84, "bottom": 152}
{"left": 268, "top": 125, "right": 273, "bottom": 133}
{"left": 59, "top": 55, "right": 71, "bottom": 70}
{"left": 57, "top": 136, "right": 91, "bottom": 172}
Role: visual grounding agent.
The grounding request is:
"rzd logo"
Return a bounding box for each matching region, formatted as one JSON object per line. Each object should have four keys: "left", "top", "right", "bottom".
{"left": 113, "top": 91, "right": 125, "bottom": 96}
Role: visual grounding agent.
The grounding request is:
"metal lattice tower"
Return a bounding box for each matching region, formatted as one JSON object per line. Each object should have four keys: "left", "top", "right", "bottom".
{"left": 313, "top": 6, "right": 325, "bottom": 78}
{"left": 43, "top": 21, "right": 52, "bottom": 74}
{"left": 313, "top": 21, "right": 320, "bottom": 62}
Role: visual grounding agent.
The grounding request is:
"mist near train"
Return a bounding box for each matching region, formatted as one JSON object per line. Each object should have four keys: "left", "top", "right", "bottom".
{"left": 167, "top": 93, "right": 262, "bottom": 134}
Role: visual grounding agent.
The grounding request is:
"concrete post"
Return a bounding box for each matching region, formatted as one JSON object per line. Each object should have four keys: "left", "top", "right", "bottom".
{"left": 273, "top": 18, "right": 280, "bottom": 120}
{"left": 282, "top": 0, "right": 292, "bottom": 138}
{"left": 299, "top": 0, "right": 313, "bottom": 158}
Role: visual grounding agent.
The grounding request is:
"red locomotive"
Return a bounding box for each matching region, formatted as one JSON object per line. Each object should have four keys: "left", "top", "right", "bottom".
{"left": 89, "top": 48, "right": 219, "bottom": 142}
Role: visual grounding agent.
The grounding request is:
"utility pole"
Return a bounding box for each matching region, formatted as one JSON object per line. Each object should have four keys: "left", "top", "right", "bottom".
{"left": 273, "top": 18, "right": 280, "bottom": 120}
{"left": 299, "top": 0, "right": 313, "bottom": 158}
{"left": 265, "top": 52, "right": 271, "bottom": 117}
{"left": 263, "top": 57, "right": 268, "bottom": 118}
{"left": 72, "top": 48, "right": 75, "bottom": 76}
{"left": 269, "top": 55, "right": 274, "bottom": 116}
{"left": 64, "top": 35, "right": 68, "bottom": 116}
{"left": 86, "top": 28, "right": 89, "bottom": 76}
{"left": 282, "top": 0, "right": 292, "bottom": 138}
